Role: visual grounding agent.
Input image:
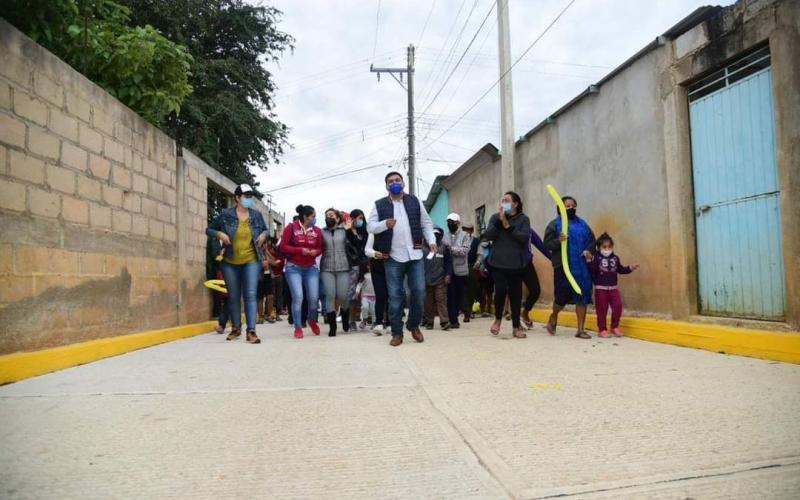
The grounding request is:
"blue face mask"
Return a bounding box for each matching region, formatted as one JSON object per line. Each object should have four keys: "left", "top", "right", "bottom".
{"left": 502, "top": 202, "right": 513, "bottom": 214}
{"left": 241, "top": 197, "right": 253, "bottom": 209}
{"left": 388, "top": 182, "right": 404, "bottom": 195}
{"left": 310, "top": 217, "right": 317, "bottom": 226}
{"left": 355, "top": 219, "right": 364, "bottom": 228}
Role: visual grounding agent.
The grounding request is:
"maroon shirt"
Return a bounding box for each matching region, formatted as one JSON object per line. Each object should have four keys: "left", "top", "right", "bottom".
{"left": 587, "top": 252, "right": 633, "bottom": 287}
{"left": 280, "top": 220, "right": 323, "bottom": 267}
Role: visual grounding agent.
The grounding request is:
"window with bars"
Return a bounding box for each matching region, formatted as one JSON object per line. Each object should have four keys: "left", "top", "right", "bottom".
{"left": 688, "top": 45, "right": 771, "bottom": 102}
{"left": 475, "top": 205, "right": 486, "bottom": 235}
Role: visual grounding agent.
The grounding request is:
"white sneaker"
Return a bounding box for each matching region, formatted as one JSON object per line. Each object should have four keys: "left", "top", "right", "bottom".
{"left": 372, "top": 324, "right": 384, "bottom": 336}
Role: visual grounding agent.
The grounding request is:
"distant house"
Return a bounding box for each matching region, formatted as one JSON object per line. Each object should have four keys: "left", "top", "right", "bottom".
{"left": 422, "top": 175, "right": 449, "bottom": 229}
{"left": 443, "top": 0, "right": 800, "bottom": 329}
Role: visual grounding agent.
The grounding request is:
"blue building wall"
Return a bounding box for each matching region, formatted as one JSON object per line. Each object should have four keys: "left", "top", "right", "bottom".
{"left": 429, "top": 189, "right": 449, "bottom": 230}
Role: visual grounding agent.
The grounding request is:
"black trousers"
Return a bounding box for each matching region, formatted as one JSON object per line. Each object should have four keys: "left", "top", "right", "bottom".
{"left": 447, "top": 275, "right": 466, "bottom": 325}
{"left": 491, "top": 266, "right": 525, "bottom": 328}
{"left": 371, "top": 263, "right": 389, "bottom": 326}
{"left": 464, "top": 267, "right": 479, "bottom": 317}
{"left": 522, "top": 262, "right": 541, "bottom": 310}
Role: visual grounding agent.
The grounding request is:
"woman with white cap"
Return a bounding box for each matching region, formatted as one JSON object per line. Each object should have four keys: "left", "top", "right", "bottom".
{"left": 206, "top": 184, "right": 269, "bottom": 344}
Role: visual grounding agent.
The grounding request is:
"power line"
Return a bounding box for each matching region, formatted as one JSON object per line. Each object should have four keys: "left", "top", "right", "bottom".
{"left": 416, "top": 0, "right": 469, "bottom": 105}
{"left": 419, "top": 0, "right": 480, "bottom": 111}
{"left": 416, "top": 0, "right": 438, "bottom": 47}
{"left": 372, "top": 0, "right": 382, "bottom": 60}
{"left": 419, "top": 1, "right": 496, "bottom": 116}
{"left": 268, "top": 163, "right": 389, "bottom": 192}
{"left": 427, "top": 0, "right": 578, "bottom": 148}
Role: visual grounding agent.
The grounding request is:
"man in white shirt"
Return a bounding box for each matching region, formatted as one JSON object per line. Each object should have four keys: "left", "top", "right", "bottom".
{"left": 368, "top": 172, "right": 436, "bottom": 346}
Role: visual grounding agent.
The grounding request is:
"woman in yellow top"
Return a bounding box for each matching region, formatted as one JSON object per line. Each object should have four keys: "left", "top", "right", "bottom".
{"left": 206, "top": 184, "right": 269, "bottom": 343}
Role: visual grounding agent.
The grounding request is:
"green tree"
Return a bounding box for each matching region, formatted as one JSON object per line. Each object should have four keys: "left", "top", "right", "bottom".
{"left": 4, "top": 0, "right": 193, "bottom": 125}
{"left": 120, "top": 0, "right": 294, "bottom": 190}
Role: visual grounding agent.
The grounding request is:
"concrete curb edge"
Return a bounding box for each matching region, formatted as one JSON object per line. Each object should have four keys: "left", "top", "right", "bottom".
{"left": 0, "top": 320, "right": 218, "bottom": 385}
{"left": 529, "top": 309, "right": 800, "bottom": 364}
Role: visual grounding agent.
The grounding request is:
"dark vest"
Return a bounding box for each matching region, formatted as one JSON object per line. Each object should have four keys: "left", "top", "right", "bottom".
{"left": 373, "top": 195, "right": 423, "bottom": 253}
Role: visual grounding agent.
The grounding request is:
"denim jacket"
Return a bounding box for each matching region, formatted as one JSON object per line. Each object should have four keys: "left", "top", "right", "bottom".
{"left": 206, "top": 207, "right": 269, "bottom": 262}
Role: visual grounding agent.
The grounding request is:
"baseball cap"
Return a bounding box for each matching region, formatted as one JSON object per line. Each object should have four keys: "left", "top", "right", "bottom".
{"left": 235, "top": 184, "right": 254, "bottom": 196}
{"left": 446, "top": 213, "right": 461, "bottom": 222}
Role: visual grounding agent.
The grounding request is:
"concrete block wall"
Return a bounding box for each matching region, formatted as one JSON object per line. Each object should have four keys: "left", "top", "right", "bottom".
{"left": 0, "top": 21, "right": 238, "bottom": 354}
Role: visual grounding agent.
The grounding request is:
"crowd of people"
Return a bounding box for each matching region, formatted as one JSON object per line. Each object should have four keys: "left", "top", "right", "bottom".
{"left": 206, "top": 174, "right": 638, "bottom": 346}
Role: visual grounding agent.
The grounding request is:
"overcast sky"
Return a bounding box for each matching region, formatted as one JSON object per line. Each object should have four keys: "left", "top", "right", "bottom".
{"left": 257, "top": 0, "right": 733, "bottom": 221}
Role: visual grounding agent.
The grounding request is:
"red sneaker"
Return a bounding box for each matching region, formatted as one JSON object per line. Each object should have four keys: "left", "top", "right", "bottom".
{"left": 294, "top": 328, "right": 304, "bottom": 339}
{"left": 598, "top": 330, "right": 609, "bottom": 338}
{"left": 308, "top": 320, "right": 321, "bottom": 336}
{"left": 612, "top": 327, "right": 623, "bottom": 337}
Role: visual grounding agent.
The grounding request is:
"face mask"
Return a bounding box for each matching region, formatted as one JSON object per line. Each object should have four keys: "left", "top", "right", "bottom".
{"left": 600, "top": 249, "right": 612, "bottom": 257}
{"left": 325, "top": 218, "right": 336, "bottom": 228}
{"left": 355, "top": 219, "right": 364, "bottom": 228}
{"left": 566, "top": 208, "right": 577, "bottom": 219}
{"left": 501, "top": 202, "right": 513, "bottom": 214}
{"left": 309, "top": 217, "right": 317, "bottom": 227}
{"left": 388, "top": 182, "right": 403, "bottom": 195}
{"left": 447, "top": 222, "right": 459, "bottom": 232}
{"left": 241, "top": 197, "right": 253, "bottom": 209}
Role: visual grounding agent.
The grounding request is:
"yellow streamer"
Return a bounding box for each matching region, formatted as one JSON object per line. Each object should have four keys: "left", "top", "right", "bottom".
{"left": 203, "top": 279, "right": 227, "bottom": 294}
{"left": 546, "top": 184, "right": 582, "bottom": 295}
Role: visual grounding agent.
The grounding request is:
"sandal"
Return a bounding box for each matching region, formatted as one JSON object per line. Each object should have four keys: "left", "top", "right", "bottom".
{"left": 246, "top": 329, "right": 261, "bottom": 344}
{"left": 521, "top": 309, "right": 533, "bottom": 329}
{"left": 226, "top": 328, "right": 241, "bottom": 341}
{"left": 546, "top": 316, "right": 557, "bottom": 336}
{"left": 575, "top": 330, "right": 591, "bottom": 339}
{"left": 490, "top": 320, "right": 501, "bottom": 336}
{"left": 513, "top": 328, "right": 527, "bottom": 339}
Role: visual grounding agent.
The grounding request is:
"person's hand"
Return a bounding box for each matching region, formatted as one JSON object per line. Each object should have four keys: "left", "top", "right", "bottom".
{"left": 385, "top": 218, "right": 397, "bottom": 229}
{"left": 256, "top": 233, "right": 266, "bottom": 247}
{"left": 301, "top": 248, "right": 313, "bottom": 256}
{"left": 631, "top": 264, "right": 640, "bottom": 271}
{"left": 582, "top": 250, "right": 593, "bottom": 260}
{"left": 498, "top": 205, "right": 507, "bottom": 221}
{"left": 429, "top": 243, "right": 438, "bottom": 254}
{"left": 373, "top": 251, "right": 387, "bottom": 260}
{"left": 558, "top": 233, "right": 567, "bottom": 242}
{"left": 262, "top": 260, "right": 271, "bottom": 270}
{"left": 445, "top": 275, "right": 451, "bottom": 285}
{"left": 344, "top": 219, "right": 352, "bottom": 230}
{"left": 218, "top": 232, "right": 231, "bottom": 246}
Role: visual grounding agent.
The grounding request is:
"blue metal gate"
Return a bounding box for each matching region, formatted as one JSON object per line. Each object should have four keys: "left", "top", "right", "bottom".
{"left": 688, "top": 46, "right": 785, "bottom": 319}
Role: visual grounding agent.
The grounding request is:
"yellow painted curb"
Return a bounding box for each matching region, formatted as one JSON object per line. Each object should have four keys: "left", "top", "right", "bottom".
{"left": 529, "top": 309, "right": 800, "bottom": 364}
{"left": 0, "top": 321, "right": 218, "bottom": 385}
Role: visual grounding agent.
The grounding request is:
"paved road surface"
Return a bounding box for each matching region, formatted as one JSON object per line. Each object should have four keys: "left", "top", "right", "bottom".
{"left": 2, "top": 317, "right": 799, "bottom": 499}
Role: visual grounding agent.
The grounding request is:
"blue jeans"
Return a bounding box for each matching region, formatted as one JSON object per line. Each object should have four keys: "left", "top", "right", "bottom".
{"left": 221, "top": 260, "right": 261, "bottom": 331}
{"left": 284, "top": 262, "right": 320, "bottom": 328}
{"left": 384, "top": 258, "right": 425, "bottom": 337}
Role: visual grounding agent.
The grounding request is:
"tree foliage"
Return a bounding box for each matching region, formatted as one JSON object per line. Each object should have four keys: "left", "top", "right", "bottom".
{"left": 4, "top": 0, "right": 193, "bottom": 125}
{"left": 120, "top": 0, "right": 294, "bottom": 190}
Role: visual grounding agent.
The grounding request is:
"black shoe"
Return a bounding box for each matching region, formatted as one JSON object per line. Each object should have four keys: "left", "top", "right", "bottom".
{"left": 463, "top": 316, "right": 471, "bottom": 323}
{"left": 441, "top": 322, "right": 451, "bottom": 331}
{"left": 450, "top": 322, "right": 460, "bottom": 329}
{"left": 341, "top": 309, "right": 350, "bottom": 332}
{"left": 424, "top": 322, "right": 434, "bottom": 330}
{"left": 327, "top": 312, "right": 337, "bottom": 336}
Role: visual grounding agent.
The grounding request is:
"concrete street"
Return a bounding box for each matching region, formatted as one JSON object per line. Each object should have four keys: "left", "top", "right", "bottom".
{"left": 1, "top": 318, "right": 799, "bottom": 499}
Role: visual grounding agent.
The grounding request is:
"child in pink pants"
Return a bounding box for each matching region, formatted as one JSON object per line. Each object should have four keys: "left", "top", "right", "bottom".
{"left": 586, "top": 233, "right": 639, "bottom": 337}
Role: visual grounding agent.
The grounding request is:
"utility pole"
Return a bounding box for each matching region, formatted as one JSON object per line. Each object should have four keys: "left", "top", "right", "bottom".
{"left": 497, "top": 0, "right": 515, "bottom": 191}
{"left": 371, "top": 44, "right": 416, "bottom": 196}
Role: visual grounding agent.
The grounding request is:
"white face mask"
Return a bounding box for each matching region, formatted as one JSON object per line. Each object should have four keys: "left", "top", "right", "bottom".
{"left": 600, "top": 249, "right": 613, "bottom": 257}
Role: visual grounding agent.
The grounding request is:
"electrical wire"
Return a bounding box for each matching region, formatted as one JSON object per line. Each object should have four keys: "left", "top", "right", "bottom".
{"left": 418, "top": 1, "right": 496, "bottom": 116}
{"left": 427, "top": 0, "right": 578, "bottom": 148}
{"left": 372, "top": 0, "right": 382, "bottom": 60}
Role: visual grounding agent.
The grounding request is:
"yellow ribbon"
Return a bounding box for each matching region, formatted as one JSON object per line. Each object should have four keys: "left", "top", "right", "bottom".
{"left": 203, "top": 279, "right": 227, "bottom": 294}
{"left": 546, "top": 184, "right": 582, "bottom": 295}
